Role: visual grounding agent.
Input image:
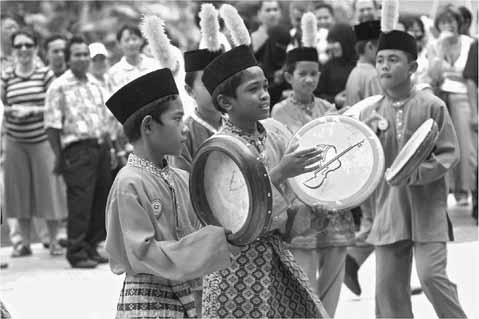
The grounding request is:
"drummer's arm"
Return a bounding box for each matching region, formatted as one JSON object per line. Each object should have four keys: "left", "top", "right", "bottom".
{"left": 407, "top": 103, "right": 460, "bottom": 186}
{"left": 109, "top": 192, "right": 231, "bottom": 281}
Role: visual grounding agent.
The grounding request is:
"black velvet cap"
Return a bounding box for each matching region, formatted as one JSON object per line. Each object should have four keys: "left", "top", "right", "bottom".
{"left": 105, "top": 68, "right": 178, "bottom": 125}
{"left": 354, "top": 20, "right": 381, "bottom": 41}
{"left": 202, "top": 45, "right": 258, "bottom": 95}
{"left": 184, "top": 49, "right": 223, "bottom": 72}
{"left": 377, "top": 30, "right": 418, "bottom": 60}
{"left": 286, "top": 47, "right": 319, "bottom": 65}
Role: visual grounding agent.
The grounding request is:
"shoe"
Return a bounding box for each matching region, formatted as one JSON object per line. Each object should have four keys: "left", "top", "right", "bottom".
{"left": 58, "top": 238, "right": 69, "bottom": 248}
{"left": 71, "top": 259, "right": 98, "bottom": 269}
{"left": 43, "top": 243, "right": 50, "bottom": 249}
{"left": 89, "top": 251, "right": 109, "bottom": 264}
{"left": 11, "top": 245, "right": 32, "bottom": 258}
{"left": 49, "top": 243, "right": 65, "bottom": 256}
{"left": 411, "top": 287, "right": 423, "bottom": 295}
{"left": 344, "top": 255, "right": 362, "bottom": 296}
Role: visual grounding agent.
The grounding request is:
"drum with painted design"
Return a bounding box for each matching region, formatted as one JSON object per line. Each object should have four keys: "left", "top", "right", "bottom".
{"left": 385, "top": 119, "right": 439, "bottom": 186}
{"left": 287, "top": 115, "right": 385, "bottom": 210}
{"left": 190, "top": 134, "right": 273, "bottom": 246}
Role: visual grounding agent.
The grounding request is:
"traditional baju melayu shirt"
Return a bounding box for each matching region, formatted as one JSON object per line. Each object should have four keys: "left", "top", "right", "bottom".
{"left": 172, "top": 110, "right": 224, "bottom": 172}
{"left": 272, "top": 95, "right": 356, "bottom": 248}
{"left": 344, "top": 61, "right": 383, "bottom": 107}
{"left": 359, "top": 89, "right": 459, "bottom": 245}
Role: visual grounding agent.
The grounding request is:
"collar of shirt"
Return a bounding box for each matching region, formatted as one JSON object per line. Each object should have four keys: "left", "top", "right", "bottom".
{"left": 117, "top": 54, "right": 154, "bottom": 72}
{"left": 127, "top": 153, "right": 170, "bottom": 180}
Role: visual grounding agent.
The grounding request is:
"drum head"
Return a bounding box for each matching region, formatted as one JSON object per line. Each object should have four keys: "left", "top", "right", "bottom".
{"left": 385, "top": 119, "right": 439, "bottom": 185}
{"left": 190, "top": 135, "right": 273, "bottom": 246}
{"left": 287, "top": 115, "right": 385, "bottom": 210}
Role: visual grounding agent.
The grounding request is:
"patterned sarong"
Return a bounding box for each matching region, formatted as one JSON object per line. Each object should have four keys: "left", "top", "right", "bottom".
{"left": 202, "top": 232, "right": 329, "bottom": 318}
{"left": 116, "top": 274, "right": 196, "bottom": 318}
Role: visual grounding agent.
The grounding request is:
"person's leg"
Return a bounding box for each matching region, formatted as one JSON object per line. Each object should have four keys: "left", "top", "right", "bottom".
{"left": 414, "top": 242, "right": 467, "bottom": 318}
{"left": 13, "top": 218, "right": 32, "bottom": 257}
{"left": 46, "top": 219, "right": 63, "bottom": 255}
{"left": 375, "top": 241, "right": 413, "bottom": 318}
{"left": 32, "top": 218, "right": 50, "bottom": 247}
{"left": 62, "top": 142, "right": 99, "bottom": 266}
{"left": 316, "top": 246, "right": 347, "bottom": 317}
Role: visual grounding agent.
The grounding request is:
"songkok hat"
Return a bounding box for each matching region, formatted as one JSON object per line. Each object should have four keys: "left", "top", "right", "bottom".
{"left": 286, "top": 47, "right": 319, "bottom": 64}
{"left": 105, "top": 68, "right": 178, "bottom": 124}
{"left": 286, "top": 12, "right": 319, "bottom": 65}
{"left": 184, "top": 49, "right": 223, "bottom": 72}
{"left": 354, "top": 20, "right": 381, "bottom": 41}
{"left": 202, "top": 45, "right": 258, "bottom": 95}
{"left": 377, "top": 30, "right": 418, "bottom": 60}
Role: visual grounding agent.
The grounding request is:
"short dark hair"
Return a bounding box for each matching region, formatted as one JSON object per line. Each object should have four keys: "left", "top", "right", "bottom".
{"left": 43, "top": 34, "right": 67, "bottom": 52}
{"left": 352, "top": 0, "right": 379, "bottom": 11}
{"left": 434, "top": 5, "right": 463, "bottom": 32}
{"left": 10, "top": 29, "right": 37, "bottom": 47}
{"left": 116, "top": 24, "right": 143, "bottom": 42}
{"left": 401, "top": 16, "right": 425, "bottom": 35}
{"left": 185, "top": 71, "right": 199, "bottom": 89}
{"left": 314, "top": 2, "right": 334, "bottom": 16}
{"left": 355, "top": 39, "right": 378, "bottom": 56}
{"left": 122, "top": 95, "right": 178, "bottom": 142}
{"left": 65, "top": 35, "right": 88, "bottom": 62}
{"left": 211, "top": 70, "right": 247, "bottom": 113}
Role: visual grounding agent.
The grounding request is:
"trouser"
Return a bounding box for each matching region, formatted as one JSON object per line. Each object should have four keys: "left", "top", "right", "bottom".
{"left": 61, "top": 139, "right": 111, "bottom": 265}
{"left": 7, "top": 217, "right": 53, "bottom": 246}
{"left": 375, "top": 240, "right": 466, "bottom": 318}
{"left": 290, "top": 246, "right": 346, "bottom": 317}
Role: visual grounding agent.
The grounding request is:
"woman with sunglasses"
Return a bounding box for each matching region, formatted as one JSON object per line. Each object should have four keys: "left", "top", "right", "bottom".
{"left": 1, "top": 29, "right": 67, "bottom": 257}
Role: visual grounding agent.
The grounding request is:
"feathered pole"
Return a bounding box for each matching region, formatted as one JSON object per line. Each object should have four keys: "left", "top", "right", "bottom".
{"left": 380, "top": 0, "right": 400, "bottom": 32}
{"left": 198, "top": 3, "right": 221, "bottom": 52}
{"left": 301, "top": 12, "right": 317, "bottom": 48}
{"left": 140, "top": 15, "right": 177, "bottom": 70}
{"left": 219, "top": 4, "right": 251, "bottom": 46}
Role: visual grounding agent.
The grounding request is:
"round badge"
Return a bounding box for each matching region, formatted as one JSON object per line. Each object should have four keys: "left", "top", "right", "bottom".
{"left": 378, "top": 119, "right": 389, "bottom": 131}
{"left": 152, "top": 199, "right": 162, "bottom": 216}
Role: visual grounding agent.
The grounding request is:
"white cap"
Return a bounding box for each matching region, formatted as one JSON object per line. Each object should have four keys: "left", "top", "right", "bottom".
{"left": 89, "top": 42, "right": 108, "bottom": 58}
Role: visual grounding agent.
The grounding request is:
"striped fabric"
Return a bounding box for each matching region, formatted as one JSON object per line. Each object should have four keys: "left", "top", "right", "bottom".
{"left": 1, "top": 66, "right": 55, "bottom": 143}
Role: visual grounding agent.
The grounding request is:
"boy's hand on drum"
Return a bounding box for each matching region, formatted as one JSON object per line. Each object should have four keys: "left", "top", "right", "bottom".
{"left": 270, "top": 145, "right": 323, "bottom": 185}
{"left": 224, "top": 229, "right": 243, "bottom": 255}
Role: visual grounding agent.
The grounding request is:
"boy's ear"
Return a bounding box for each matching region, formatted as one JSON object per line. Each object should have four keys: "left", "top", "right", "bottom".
{"left": 141, "top": 115, "right": 155, "bottom": 136}
{"left": 217, "top": 94, "right": 233, "bottom": 112}
{"left": 284, "top": 71, "right": 293, "bottom": 85}
{"left": 408, "top": 60, "right": 419, "bottom": 75}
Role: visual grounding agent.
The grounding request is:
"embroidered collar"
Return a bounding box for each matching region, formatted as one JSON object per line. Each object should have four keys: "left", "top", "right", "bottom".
{"left": 223, "top": 119, "right": 267, "bottom": 154}
{"left": 127, "top": 153, "right": 170, "bottom": 180}
{"left": 388, "top": 87, "right": 416, "bottom": 109}
{"left": 290, "top": 94, "right": 315, "bottom": 115}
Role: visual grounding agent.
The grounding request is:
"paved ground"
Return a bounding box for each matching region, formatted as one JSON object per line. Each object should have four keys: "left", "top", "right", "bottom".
{"left": 0, "top": 195, "right": 477, "bottom": 319}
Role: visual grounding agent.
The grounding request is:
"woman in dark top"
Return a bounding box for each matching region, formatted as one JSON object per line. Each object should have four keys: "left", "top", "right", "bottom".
{"left": 315, "top": 23, "right": 357, "bottom": 109}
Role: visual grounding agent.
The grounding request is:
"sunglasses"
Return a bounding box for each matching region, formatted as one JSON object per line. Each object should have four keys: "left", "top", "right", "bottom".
{"left": 13, "top": 43, "right": 35, "bottom": 49}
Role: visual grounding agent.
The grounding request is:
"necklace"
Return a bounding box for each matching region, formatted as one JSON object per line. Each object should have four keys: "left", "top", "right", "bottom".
{"left": 223, "top": 119, "right": 267, "bottom": 162}
{"left": 290, "top": 95, "right": 315, "bottom": 116}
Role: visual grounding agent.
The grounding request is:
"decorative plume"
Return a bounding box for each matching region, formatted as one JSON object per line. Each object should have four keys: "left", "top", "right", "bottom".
{"left": 381, "top": 0, "right": 399, "bottom": 32}
{"left": 140, "top": 15, "right": 176, "bottom": 70}
{"left": 301, "top": 12, "right": 317, "bottom": 48}
{"left": 219, "top": 4, "right": 251, "bottom": 46}
{"left": 199, "top": 3, "right": 221, "bottom": 51}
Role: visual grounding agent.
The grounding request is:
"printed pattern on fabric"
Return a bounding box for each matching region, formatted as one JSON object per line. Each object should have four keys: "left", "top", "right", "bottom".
{"left": 202, "top": 233, "right": 328, "bottom": 318}
{"left": 116, "top": 274, "right": 196, "bottom": 319}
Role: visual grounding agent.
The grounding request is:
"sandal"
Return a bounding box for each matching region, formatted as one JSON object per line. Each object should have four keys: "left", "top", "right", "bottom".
{"left": 49, "top": 243, "right": 64, "bottom": 256}
{"left": 11, "top": 245, "right": 32, "bottom": 258}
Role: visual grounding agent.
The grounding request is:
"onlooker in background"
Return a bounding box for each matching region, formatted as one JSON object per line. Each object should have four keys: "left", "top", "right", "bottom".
{"left": 1, "top": 29, "right": 67, "bottom": 257}
{"left": 463, "top": 39, "right": 478, "bottom": 223}
{"left": 352, "top": 0, "right": 378, "bottom": 23}
{"left": 0, "top": 14, "right": 20, "bottom": 71}
{"left": 458, "top": 6, "right": 472, "bottom": 36}
{"left": 287, "top": 1, "right": 312, "bottom": 50}
{"left": 428, "top": 4, "right": 477, "bottom": 206}
{"left": 313, "top": 2, "right": 336, "bottom": 66}
{"left": 43, "top": 34, "right": 67, "bottom": 77}
{"left": 107, "top": 24, "right": 159, "bottom": 92}
{"left": 45, "top": 36, "right": 113, "bottom": 268}
{"left": 251, "top": 1, "right": 282, "bottom": 54}
{"left": 315, "top": 23, "right": 357, "bottom": 109}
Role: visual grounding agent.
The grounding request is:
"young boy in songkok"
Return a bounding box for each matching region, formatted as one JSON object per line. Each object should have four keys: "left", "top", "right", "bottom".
{"left": 199, "top": 5, "right": 328, "bottom": 318}
{"left": 271, "top": 12, "right": 355, "bottom": 317}
{"left": 104, "top": 68, "right": 232, "bottom": 319}
{"left": 173, "top": 4, "right": 224, "bottom": 172}
{"left": 361, "top": 27, "right": 467, "bottom": 318}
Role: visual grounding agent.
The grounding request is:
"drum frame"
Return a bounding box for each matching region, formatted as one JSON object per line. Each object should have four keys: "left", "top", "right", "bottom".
{"left": 385, "top": 119, "right": 439, "bottom": 186}
{"left": 190, "top": 135, "right": 273, "bottom": 246}
{"left": 287, "top": 115, "right": 385, "bottom": 210}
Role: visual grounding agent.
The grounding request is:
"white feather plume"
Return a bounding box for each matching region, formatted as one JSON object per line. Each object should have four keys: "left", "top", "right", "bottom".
{"left": 219, "top": 4, "right": 251, "bottom": 46}
{"left": 140, "top": 15, "right": 176, "bottom": 70}
{"left": 199, "top": 3, "right": 221, "bottom": 51}
{"left": 381, "top": 0, "right": 399, "bottom": 32}
{"left": 301, "top": 12, "right": 317, "bottom": 48}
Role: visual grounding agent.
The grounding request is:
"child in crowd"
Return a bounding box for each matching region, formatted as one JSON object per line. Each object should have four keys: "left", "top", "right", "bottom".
{"left": 104, "top": 68, "right": 233, "bottom": 318}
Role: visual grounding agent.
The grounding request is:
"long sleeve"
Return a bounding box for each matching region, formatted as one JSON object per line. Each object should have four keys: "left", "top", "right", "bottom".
{"left": 106, "top": 190, "right": 231, "bottom": 281}
{"left": 407, "top": 103, "right": 459, "bottom": 186}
